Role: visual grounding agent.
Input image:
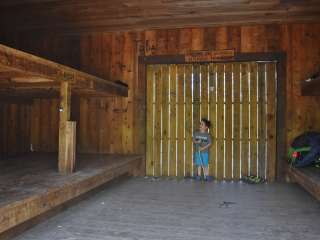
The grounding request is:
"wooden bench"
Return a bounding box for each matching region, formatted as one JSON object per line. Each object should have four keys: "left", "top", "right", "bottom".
{"left": 287, "top": 166, "right": 320, "bottom": 201}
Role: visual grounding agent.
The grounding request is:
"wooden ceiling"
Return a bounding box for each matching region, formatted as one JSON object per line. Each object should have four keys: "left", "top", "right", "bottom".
{"left": 0, "top": 0, "right": 320, "bottom": 34}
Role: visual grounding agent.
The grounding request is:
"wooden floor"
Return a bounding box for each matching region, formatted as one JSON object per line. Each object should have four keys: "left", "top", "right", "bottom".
{"left": 11, "top": 177, "right": 320, "bottom": 240}
{"left": 0, "top": 153, "right": 142, "bottom": 236}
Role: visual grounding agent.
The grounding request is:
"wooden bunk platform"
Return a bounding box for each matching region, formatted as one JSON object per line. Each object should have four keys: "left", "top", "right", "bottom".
{"left": 0, "top": 153, "right": 143, "bottom": 235}
{"left": 0, "top": 43, "right": 128, "bottom": 99}
{"left": 287, "top": 166, "right": 320, "bottom": 201}
{"left": 0, "top": 43, "right": 130, "bottom": 175}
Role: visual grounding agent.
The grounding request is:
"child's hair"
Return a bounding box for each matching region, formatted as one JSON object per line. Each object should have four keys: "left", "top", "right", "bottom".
{"left": 201, "top": 118, "right": 211, "bottom": 128}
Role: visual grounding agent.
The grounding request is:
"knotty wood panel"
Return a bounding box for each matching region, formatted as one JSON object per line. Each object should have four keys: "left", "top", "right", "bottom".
{"left": 154, "top": 65, "right": 162, "bottom": 177}
{"left": 0, "top": 103, "right": 31, "bottom": 158}
{"left": 267, "top": 63, "right": 277, "bottom": 181}
{"left": 216, "top": 63, "right": 225, "bottom": 180}
{"left": 177, "top": 65, "right": 184, "bottom": 177}
{"left": 225, "top": 63, "right": 233, "bottom": 180}
{"left": 209, "top": 64, "right": 217, "bottom": 178}
{"left": 201, "top": 65, "right": 208, "bottom": 119}
{"left": 169, "top": 65, "right": 177, "bottom": 176}
{"left": 185, "top": 65, "right": 193, "bottom": 177}
{"left": 241, "top": 63, "right": 250, "bottom": 177}
{"left": 233, "top": 63, "right": 241, "bottom": 179}
{"left": 250, "top": 62, "right": 258, "bottom": 176}
{"left": 161, "top": 65, "right": 169, "bottom": 176}
{"left": 192, "top": 64, "right": 201, "bottom": 177}
{"left": 146, "top": 65, "right": 154, "bottom": 176}
{"left": 258, "top": 63, "right": 267, "bottom": 179}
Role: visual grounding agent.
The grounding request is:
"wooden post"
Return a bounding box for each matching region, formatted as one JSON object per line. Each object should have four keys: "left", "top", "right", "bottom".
{"left": 58, "top": 81, "right": 76, "bottom": 174}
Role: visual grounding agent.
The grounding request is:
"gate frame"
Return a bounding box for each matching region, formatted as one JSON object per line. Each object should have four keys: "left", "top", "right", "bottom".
{"left": 139, "top": 52, "right": 286, "bottom": 181}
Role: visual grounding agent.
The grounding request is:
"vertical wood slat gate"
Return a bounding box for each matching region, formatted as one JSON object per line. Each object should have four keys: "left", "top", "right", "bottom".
{"left": 146, "top": 62, "right": 277, "bottom": 181}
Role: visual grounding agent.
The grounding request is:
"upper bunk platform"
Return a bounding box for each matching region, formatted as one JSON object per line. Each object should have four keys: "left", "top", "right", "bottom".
{"left": 0, "top": 43, "right": 128, "bottom": 99}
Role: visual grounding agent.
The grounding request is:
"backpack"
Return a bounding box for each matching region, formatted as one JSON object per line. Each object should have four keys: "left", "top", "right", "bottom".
{"left": 288, "top": 132, "right": 320, "bottom": 168}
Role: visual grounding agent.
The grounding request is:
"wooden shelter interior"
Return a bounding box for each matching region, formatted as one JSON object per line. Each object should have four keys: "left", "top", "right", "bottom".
{"left": 0, "top": 0, "right": 320, "bottom": 239}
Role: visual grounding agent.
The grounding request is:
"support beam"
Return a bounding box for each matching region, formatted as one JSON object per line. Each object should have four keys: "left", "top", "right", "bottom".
{"left": 58, "top": 81, "right": 75, "bottom": 174}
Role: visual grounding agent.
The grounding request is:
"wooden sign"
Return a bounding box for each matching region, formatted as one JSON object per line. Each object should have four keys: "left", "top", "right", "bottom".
{"left": 185, "top": 49, "right": 235, "bottom": 62}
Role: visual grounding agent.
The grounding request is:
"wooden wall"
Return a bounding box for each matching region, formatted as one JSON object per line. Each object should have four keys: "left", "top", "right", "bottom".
{"left": 0, "top": 103, "right": 31, "bottom": 158}
{"left": 30, "top": 99, "right": 60, "bottom": 153}
{"left": 1, "top": 23, "right": 320, "bottom": 163}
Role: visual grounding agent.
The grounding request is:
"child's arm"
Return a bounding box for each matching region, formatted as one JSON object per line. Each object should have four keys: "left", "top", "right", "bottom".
{"left": 199, "top": 143, "right": 211, "bottom": 151}
{"left": 193, "top": 139, "right": 201, "bottom": 144}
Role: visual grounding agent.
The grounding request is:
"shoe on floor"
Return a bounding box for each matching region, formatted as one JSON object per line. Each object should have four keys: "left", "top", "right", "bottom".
{"left": 242, "top": 175, "right": 265, "bottom": 184}
{"left": 195, "top": 176, "right": 201, "bottom": 181}
{"left": 205, "top": 176, "right": 214, "bottom": 182}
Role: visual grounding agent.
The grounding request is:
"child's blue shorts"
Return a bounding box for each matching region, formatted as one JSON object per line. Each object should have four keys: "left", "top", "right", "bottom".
{"left": 194, "top": 151, "right": 209, "bottom": 167}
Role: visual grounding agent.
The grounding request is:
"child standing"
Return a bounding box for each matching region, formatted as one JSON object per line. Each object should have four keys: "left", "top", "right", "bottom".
{"left": 192, "top": 118, "right": 212, "bottom": 181}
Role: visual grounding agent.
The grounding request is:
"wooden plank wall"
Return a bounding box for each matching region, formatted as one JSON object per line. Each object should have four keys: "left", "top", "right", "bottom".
{"left": 0, "top": 24, "right": 320, "bottom": 176}
{"left": 0, "top": 103, "right": 31, "bottom": 158}
{"left": 76, "top": 33, "right": 144, "bottom": 154}
{"left": 30, "top": 99, "right": 59, "bottom": 152}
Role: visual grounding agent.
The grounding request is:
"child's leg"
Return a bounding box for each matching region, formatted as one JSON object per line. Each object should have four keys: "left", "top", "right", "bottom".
{"left": 201, "top": 152, "right": 209, "bottom": 179}
{"left": 197, "top": 166, "right": 202, "bottom": 176}
{"left": 204, "top": 167, "right": 209, "bottom": 177}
